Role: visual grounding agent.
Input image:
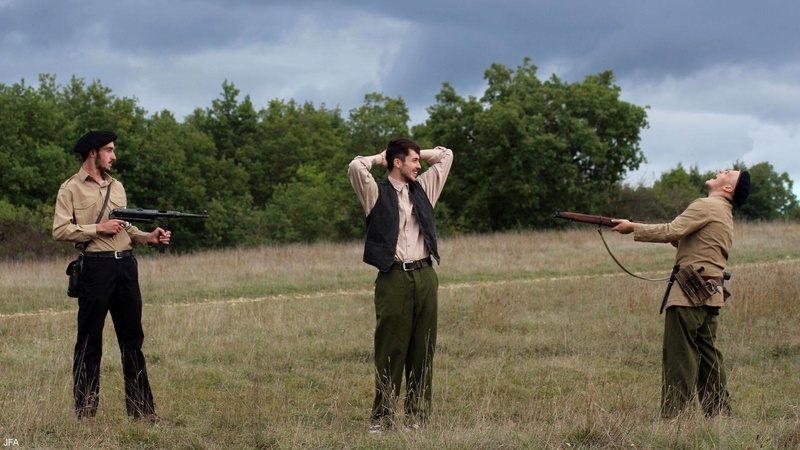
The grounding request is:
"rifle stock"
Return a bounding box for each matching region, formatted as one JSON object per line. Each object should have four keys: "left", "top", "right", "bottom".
{"left": 554, "top": 210, "right": 622, "bottom": 228}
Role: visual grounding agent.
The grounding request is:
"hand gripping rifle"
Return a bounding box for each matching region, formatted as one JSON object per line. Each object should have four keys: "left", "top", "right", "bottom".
{"left": 109, "top": 208, "right": 210, "bottom": 253}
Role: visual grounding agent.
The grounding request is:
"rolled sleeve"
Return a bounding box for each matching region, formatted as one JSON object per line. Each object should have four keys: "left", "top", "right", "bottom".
{"left": 348, "top": 156, "right": 379, "bottom": 215}
{"left": 418, "top": 147, "right": 453, "bottom": 207}
{"left": 127, "top": 227, "right": 152, "bottom": 247}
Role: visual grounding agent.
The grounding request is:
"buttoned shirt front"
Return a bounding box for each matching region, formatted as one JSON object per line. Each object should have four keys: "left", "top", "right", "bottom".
{"left": 349, "top": 148, "right": 453, "bottom": 262}
{"left": 53, "top": 168, "right": 150, "bottom": 252}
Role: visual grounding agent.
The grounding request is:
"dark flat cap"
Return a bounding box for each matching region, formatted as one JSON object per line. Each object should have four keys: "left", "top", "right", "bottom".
{"left": 733, "top": 170, "right": 750, "bottom": 207}
{"left": 73, "top": 130, "right": 117, "bottom": 154}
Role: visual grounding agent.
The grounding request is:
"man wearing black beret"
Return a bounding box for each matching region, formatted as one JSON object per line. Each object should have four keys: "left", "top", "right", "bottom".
{"left": 612, "top": 169, "right": 750, "bottom": 418}
{"left": 53, "top": 130, "right": 171, "bottom": 424}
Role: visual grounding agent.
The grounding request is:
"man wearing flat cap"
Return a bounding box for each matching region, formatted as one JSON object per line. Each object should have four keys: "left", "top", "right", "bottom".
{"left": 53, "top": 130, "right": 171, "bottom": 424}
{"left": 612, "top": 169, "right": 750, "bottom": 418}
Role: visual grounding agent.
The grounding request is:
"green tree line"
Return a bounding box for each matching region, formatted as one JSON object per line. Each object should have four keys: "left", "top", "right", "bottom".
{"left": 1, "top": 59, "right": 798, "bottom": 259}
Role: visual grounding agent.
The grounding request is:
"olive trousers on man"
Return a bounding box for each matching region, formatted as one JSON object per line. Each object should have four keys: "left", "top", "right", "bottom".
{"left": 662, "top": 305, "right": 730, "bottom": 418}
{"left": 371, "top": 266, "right": 438, "bottom": 425}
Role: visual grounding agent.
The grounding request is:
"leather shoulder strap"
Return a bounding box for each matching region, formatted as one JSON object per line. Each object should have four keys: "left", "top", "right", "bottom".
{"left": 81, "top": 180, "right": 113, "bottom": 252}
{"left": 95, "top": 181, "right": 113, "bottom": 224}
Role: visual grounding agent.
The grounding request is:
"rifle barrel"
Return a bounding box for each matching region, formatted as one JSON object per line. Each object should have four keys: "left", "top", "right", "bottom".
{"left": 110, "top": 208, "right": 210, "bottom": 221}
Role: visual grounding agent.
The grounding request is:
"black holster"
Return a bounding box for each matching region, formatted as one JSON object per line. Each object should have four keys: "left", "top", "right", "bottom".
{"left": 660, "top": 264, "right": 681, "bottom": 314}
{"left": 66, "top": 254, "right": 84, "bottom": 298}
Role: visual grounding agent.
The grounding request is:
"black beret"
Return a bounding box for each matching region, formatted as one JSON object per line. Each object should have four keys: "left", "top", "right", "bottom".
{"left": 73, "top": 130, "right": 117, "bottom": 154}
{"left": 733, "top": 170, "right": 750, "bottom": 207}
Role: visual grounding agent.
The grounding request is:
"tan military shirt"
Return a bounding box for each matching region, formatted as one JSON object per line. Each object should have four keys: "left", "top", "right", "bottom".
{"left": 349, "top": 148, "right": 453, "bottom": 263}
{"left": 53, "top": 168, "right": 151, "bottom": 252}
{"left": 633, "top": 195, "right": 733, "bottom": 308}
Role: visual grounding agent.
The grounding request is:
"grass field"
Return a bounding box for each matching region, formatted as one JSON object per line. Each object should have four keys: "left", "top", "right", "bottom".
{"left": 1, "top": 222, "right": 799, "bottom": 449}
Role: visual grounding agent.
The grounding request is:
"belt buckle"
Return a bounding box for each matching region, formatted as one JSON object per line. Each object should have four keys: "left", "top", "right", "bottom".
{"left": 402, "top": 261, "right": 414, "bottom": 271}
{"left": 114, "top": 251, "right": 123, "bottom": 260}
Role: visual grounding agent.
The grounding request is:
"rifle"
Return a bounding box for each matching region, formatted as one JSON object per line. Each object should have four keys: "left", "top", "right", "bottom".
{"left": 109, "top": 208, "right": 209, "bottom": 253}
{"left": 554, "top": 210, "right": 625, "bottom": 228}
{"left": 553, "top": 210, "right": 669, "bottom": 284}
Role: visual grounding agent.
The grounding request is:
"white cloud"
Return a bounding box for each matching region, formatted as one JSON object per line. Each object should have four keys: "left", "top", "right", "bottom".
{"left": 626, "top": 109, "right": 752, "bottom": 179}
{"left": 621, "top": 63, "right": 800, "bottom": 123}
{"left": 620, "top": 64, "right": 800, "bottom": 198}
{"left": 744, "top": 124, "right": 800, "bottom": 193}
{"left": 626, "top": 109, "right": 800, "bottom": 198}
{"left": 119, "top": 13, "right": 410, "bottom": 118}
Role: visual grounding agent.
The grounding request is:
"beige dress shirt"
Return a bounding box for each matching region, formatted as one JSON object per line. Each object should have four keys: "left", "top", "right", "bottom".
{"left": 633, "top": 195, "right": 734, "bottom": 308}
{"left": 53, "top": 168, "right": 151, "bottom": 252}
{"left": 348, "top": 148, "right": 454, "bottom": 263}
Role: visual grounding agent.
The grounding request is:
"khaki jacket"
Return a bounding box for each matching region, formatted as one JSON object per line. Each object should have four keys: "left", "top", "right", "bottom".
{"left": 633, "top": 195, "right": 733, "bottom": 308}
{"left": 53, "top": 168, "right": 150, "bottom": 252}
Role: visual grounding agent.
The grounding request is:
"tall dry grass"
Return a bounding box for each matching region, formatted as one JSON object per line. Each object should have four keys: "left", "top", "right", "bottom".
{"left": 0, "top": 222, "right": 798, "bottom": 448}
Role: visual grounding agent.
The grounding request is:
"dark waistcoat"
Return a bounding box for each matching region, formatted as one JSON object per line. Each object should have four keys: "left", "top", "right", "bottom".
{"left": 363, "top": 179, "right": 440, "bottom": 271}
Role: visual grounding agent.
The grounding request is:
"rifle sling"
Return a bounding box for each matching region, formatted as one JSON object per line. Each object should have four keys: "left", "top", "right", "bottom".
{"left": 596, "top": 225, "right": 669, "bottom": 282}
{"left": 80, "top": 180, "right": 113, "bottom": 252}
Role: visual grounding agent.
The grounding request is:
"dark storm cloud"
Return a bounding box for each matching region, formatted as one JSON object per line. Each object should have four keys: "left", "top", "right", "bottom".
{"left": 0, "top": 0, "right": 288, "bottom": 56}
{"left": 5, "top": 0, "right": 797, "bottom": 97}
{"left": 293, "top": 0, "right": 800, "bottom": 112}
{"left": 339, "top": 0, "right": 800, "bottom": 72}
{"left": 2, "top": 0, "right": 798, "bottom": 194}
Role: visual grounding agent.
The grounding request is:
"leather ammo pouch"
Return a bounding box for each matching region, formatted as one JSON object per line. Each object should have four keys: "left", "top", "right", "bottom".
{"left": 675, "top": 264, "right": 720, "bottom": 306}
{"left": 66, "top": 254, "right": 84, "bottom": 298}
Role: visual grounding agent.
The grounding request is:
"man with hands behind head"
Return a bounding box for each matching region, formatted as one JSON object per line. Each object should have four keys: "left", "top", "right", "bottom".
{"left": 348, "top": 138, "right": 453, "bottom": 433}
{"left": 53, "top": 130, "right": 170, "bottom": 424}
{"left": 612, "top": 169, "right": 750, "bottom": 419}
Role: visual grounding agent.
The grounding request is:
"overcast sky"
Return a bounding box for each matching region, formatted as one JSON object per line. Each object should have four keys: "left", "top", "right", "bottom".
{"left": 2, "top": 0, "right": 799, "bottom": 197}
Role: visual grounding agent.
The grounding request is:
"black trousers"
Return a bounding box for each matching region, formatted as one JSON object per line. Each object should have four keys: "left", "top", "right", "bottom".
{"left": 73, "top": 256, "right": 154, "bottom": 418}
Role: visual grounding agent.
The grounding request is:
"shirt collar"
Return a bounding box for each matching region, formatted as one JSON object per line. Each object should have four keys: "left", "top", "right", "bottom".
{"left": 388, "top": 176, "right": 407, "bottom": 192}
{"left": 78, "top": 167, "right": 114, "bottom": 185}
{"left": 709, "top": 193, "right": 733, "bottom": 208}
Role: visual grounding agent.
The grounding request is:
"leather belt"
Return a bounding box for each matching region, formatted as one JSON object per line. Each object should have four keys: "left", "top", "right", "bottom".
{"left": 83, "top": 250, "right": 134, "bottom": 260}
{"left": 392, "top": 257, "right": 432, "bottom": 271}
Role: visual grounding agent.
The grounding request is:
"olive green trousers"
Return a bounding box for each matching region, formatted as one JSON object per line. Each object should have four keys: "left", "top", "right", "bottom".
{"left": 662, "top": 305, "right": 731, "bottom": 418}
{"left": 371, "top": 266, "right": 438, "bottom": 425}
